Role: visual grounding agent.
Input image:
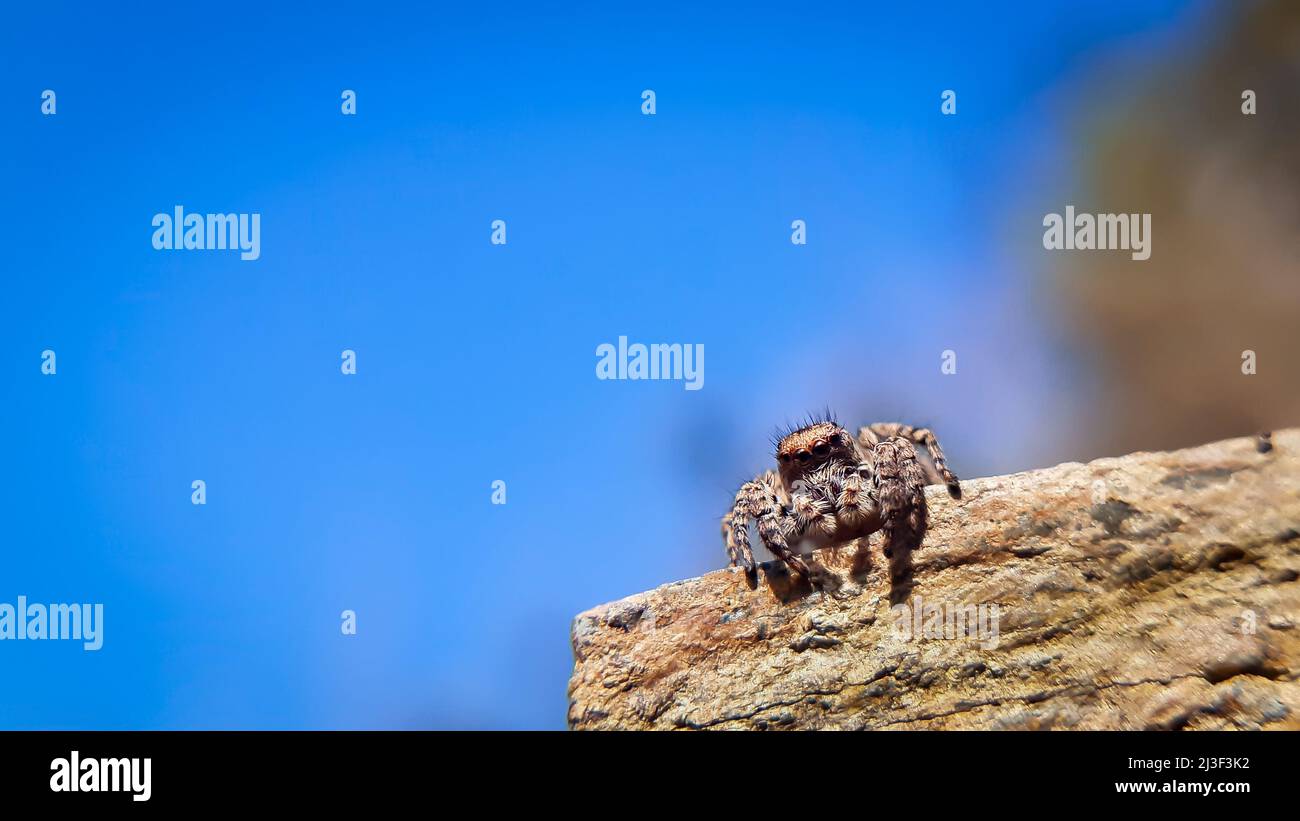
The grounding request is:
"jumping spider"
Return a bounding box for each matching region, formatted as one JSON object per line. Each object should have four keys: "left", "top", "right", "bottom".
{"left": 722, "top": 418, "right": 961, "bottom": 584}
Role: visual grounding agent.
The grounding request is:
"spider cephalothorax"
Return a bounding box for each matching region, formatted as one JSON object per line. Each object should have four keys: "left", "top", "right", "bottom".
{"left": 722, "top": 417, "right": 961, "bottom": 583}
{"left": 774, "top": 421, "right": 856, "bottom": 479}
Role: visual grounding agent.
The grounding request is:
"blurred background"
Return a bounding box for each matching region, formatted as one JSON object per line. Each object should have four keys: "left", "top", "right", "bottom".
{"left": 1, "top": 1, "right": 1296, "bottom": 729}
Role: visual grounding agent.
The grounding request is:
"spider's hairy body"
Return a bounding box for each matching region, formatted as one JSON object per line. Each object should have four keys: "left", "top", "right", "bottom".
{"left": 721, "top": 417, "right": 961, "bottom": 584}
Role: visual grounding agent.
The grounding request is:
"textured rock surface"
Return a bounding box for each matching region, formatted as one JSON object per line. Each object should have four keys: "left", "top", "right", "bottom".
{"left": 568, "top": 430, "right": 1300, "bottom": 730}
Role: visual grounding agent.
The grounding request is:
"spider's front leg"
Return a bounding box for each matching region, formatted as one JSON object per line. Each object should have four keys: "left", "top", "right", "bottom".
{"left": 756, "top": 505, "right": 814, "bottom": 580}
{"left": 868, "top": 437, "right": 929, "bottom": 564}
{"left": 721, "top": 471, "right": 813, "bottom": 580}
{"left": 860, "top": 422, "right": 961, "bottom": 499}
{"left": 722, "top": 478, "right": 768, "bottom": 575}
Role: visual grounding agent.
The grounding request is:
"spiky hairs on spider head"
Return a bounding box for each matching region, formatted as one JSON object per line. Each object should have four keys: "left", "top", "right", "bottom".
{"left": 772, "top": 411, "right": 856, "bottom": 479}
{"left": 770, "top": 407, "right": 838, "bottom": 450}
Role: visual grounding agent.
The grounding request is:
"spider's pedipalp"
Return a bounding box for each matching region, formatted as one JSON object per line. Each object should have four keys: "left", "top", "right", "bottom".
{"left": 835, "top": 470, "right": 874, "bottom": 527}
{"left": 789, "top": 486, "right": 835, "bottom": 536}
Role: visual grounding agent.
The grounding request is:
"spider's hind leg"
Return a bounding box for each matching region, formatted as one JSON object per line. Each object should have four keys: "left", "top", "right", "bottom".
{"left": 1258, "top": 431, "right": 1273, "bottom": 454}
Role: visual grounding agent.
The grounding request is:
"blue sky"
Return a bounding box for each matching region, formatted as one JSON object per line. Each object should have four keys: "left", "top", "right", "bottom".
{"left": 1, "top": 1, "right": 1210, "bottom": 728}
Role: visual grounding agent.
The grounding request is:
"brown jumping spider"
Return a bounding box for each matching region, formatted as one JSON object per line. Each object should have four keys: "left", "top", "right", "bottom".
{"left": 722, "top": 417, "right": 961, "bottom": 583}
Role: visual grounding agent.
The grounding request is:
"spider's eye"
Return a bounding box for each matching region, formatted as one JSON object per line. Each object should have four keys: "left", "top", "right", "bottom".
{"left": 778, "top": 453, "right": 790, "bottom": 463}
{"left": 795, "top": 449, "right": 812, "bottom": 463}
{"left": 811, "top": 440, "right": 831, "bottom": 457}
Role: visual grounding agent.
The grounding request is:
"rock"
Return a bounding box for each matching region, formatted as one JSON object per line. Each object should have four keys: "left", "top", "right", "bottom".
{"left": 568, "top": 430, "right": 1300, "bottom": 729}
